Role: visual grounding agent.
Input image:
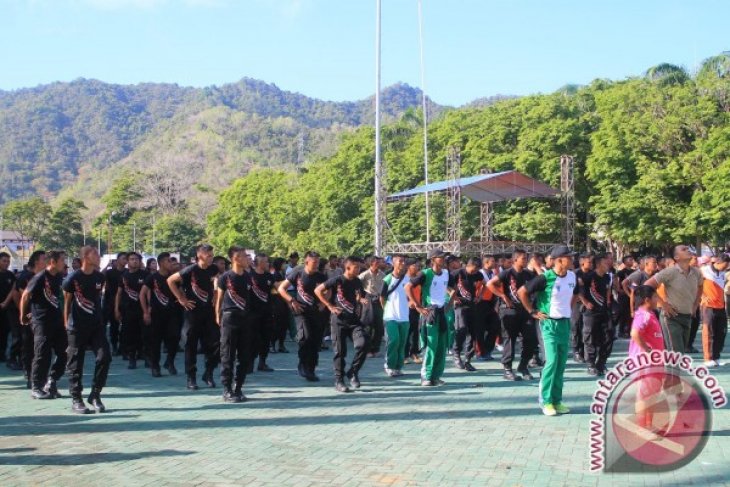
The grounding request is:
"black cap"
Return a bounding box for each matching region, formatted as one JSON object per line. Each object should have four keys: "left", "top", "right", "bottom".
{"left": 427, "top": 248, "right": 446, "bottom": 260}
{"left": 549, "top": 245, "right": 574, "bottom": 259}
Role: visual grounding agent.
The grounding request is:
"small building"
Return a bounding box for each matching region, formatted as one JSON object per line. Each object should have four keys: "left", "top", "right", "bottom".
{"left": 0, "top": 230, "right": 34, "bottom": 255}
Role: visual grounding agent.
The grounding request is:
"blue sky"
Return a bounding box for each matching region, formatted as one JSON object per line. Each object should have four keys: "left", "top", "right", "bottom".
{"left": 1, "top": 0, "right": 727, "bottom": 105}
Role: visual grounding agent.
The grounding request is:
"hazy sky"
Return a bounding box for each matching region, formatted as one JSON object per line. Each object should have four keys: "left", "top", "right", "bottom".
{"left": 1, "top": 0, "right": 727, "bottom": 105}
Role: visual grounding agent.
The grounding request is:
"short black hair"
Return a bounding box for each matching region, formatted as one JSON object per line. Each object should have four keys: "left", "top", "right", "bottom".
{"left": 157, "top": 252, "right": 171, "bottom": 264}
{"left": 344, "top": 256, "right": 364, "bottom": 266}
{"left": 0, "top": 252, "right": 9, "bottom": 260}
{"left": 128, "top": 252, "right": 142, "bottom": 260}
{"left": 622, "top": 255, "right": 634, "bottom": 264}
{"left": 634, "top": 285, "right": 656, "bottom": 304}
{"left": 716, "top": 253, "right": 730, "bottom": 264}
{"left": 254, "top": 253, "right": 269, "bottom": 266}
{"left": 228, "top": 246, "right": 246, "bottom": 259}
{"left": 116, "top": 252, "right": 128, "bottom": 259}
{"left": 28, "top": 250, "right": 46, "bottom": 268}
{"left": 196, "top": 244, "right": 214, "bottom": 254}
{"left": 512, "top": 249, "right": 526, "bottom": 259}
{"left": 289, "top": 252, "right": 299, "bottom": 259}
{"left": 593, "top": 253, "right": 608, "bottom": 268}
{"left": 305, "top": 251, "right": 320, "bottom": 260}
{"left": 271, "top": 257, "right": 285, "bottom": 272}
{"left": 47, "top": 250, "right": 65, "bottom": 262}
{"left": 467, "top": 257, "right": 481, "bottom": 267}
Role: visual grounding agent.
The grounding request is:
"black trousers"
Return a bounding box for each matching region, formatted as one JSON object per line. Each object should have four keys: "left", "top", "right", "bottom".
{"left": 147, "top": 310, "right": 181, "bottom": 368}
{"left": 453, "top": 305, "right": 476, "bottom": 361}
{"left": 0, "top": 306, "right": 10, "bottom": 360}
{"left": 121, "top": 308, "right": 144, "bottom": 359}
{"left": 689, "top": 308, "right": 701, "bottom": 351}
{"left": 220, "top": 311, "right": 253, "bottom": 388}
{"left": 5, "top": 306, "right": 22, "bottom": 363}
{"left": 405, "top": 308, "right": 420, "bottom": 357}
{"left": 475, "top": 301, "right": 500, "bottom": 357}
{"left": 250, "top": 309, "right": 273, "bottom": 363}
{"left": 21, "top": 324, "right": 34, "bottom": 377}
{"left": 331, "top": 316, "right": 369, "bottom": 381}
{"left": 66, "top": 324, "right": 111, "bottom": 397}
{"left": 183, "top": 309, "right": 219, "bottom": 377}
{"left": 368, "top": 299, "right": 384, "bottom": 353}
{"left": 570, "top": 302, "right": 584, "bottom": 356}
{"left": 499, "top": 309, "right": 536, "bottom": 370}
{"left": 582, "top": 311, "right": 609, "bottom": 368}
{"left": 703, "top": 307, "right": 727, "bottom": 361}
{"left": 294, "top": 310, "right": 324, "bottom": 373}
{"left": 31, "top": 319, "right": 67, "bottom": 389}
{"left": 103, "top": 301, "right": 120, "bottom": 349}
{"left": 617, "top": 294, "right": 632, "bottom": 336}
{"left": 271, "top": 297, "right": 290, "bottom": 347}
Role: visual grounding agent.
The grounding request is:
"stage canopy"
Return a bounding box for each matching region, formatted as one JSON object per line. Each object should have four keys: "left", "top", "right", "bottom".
{"left": 387, "top": 170, "right": 559, "bottom": 203}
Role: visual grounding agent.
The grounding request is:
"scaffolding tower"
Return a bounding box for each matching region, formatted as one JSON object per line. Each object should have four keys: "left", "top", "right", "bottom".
{"left": 560, "top": 154, "right": 575, "bottom": 247}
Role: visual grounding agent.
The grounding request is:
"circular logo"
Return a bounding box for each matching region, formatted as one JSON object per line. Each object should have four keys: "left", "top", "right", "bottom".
{"left": 610, "top": 366, "right": 712, "bottom": 471}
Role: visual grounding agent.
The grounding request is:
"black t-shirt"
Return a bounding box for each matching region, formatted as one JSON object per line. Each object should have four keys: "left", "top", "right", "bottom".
{"left": 497, "top": 268, "right": 535, "bottom": 309}
{"left": 62, "top": 270, "right": 105, "bottom": 328}
{"left": 104, "top": 267, "right": 124, "bottom": 308}
{"left": 144, "top": 272, "right": 174, "bottom": 313}
{"left": 323, "top": 274, "right": 364, "bottom": 323}
{"left": 120, "top": 269, "right": 147, "bottom": 313}
{"left": 217, "top": 270, "right": 252, "bottom": 313}
{"left": 249, "top": 270, "right": 275, "bottom": 313}
{"left": 287, "top": 268, "right": 327, "bottom": 311}
{"left": 179, "top": 264, "right": 218, "bottom": 310}
{"left": 25, "top": 269, "right": 63, "bottom": 324}
{"left": 15, "top": 269, "right": 34, "bottom": 293}
{"left": 452, "top": 269, "right": 484, "bottom": 307}
{"left": 580, "top": 271, "right": 612, "bottom": 313}
{"left": 0, "top": 270, "right": 15, "bottom": 302}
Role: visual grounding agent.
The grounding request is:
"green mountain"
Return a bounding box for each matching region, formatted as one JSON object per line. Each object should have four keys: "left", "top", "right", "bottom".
{"left": 0, "top": 78, "right": 445, "bottom": 208}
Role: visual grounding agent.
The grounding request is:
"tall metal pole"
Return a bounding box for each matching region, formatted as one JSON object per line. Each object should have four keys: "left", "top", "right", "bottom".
{"left": 152, "top": 214, "right": 156, "bottom": 257}
{"left": 418, "top": 0, "right": 430, "bottom": 242}
{"left": 374, "top": 0, "right": 384, "bottom": 256}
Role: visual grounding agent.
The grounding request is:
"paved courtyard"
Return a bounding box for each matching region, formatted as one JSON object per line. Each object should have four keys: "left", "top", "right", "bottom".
{"left": 0, "top": 337, "right": 728, "bottom": 487}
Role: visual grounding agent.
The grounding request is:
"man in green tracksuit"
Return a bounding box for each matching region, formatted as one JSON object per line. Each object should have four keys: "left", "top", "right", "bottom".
{"left": 405, "top": 249, "right": 456, "bottom": 387}
{"left": 518, "top": 245, "right": 578, "bottom": 416}
{"left": 380, "top": 255, "right": 410, "bottom": 377}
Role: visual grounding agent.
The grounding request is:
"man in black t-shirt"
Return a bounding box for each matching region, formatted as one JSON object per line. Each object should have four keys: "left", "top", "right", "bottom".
{"left": 249, "top": 253, "right": 276, "bottom": 373}
{"left": 103, "top": 252, "right": 127, "bottom": 356}
{"left": 115, "top": 252, "right": 147, "bottom": 370}
{"left": 486, "top": 249, "right": 537, "bottom": 381}
{"left": 571, "top": 254, "right": 593, "bottom": 364}
{"left": 20, "top": 250, "right": 67, "bottom": 400}
{"left": 141, "top": 252, "right": 179, "bottom": 377}
{"left": 451, "top": 257, "right": 484, "bottom": 372}
{"left": 169, "top": 244, "right": 220, "bottom": 390}
{"left": 0, "top": 252, "right": 17, "bottom": 365}
{"left": 578, "top": 254, "right": 613, "bottom": 376}
{"left": 63, "top": 246, "right": 110, "bottom": 414}
{"left": 13, "top": 251, "right": 46, "bottom": 387}
{"left": 615, "top": 255, "right": 636, "bottom": 338}
{"left": 277, "top": 251, "right": 327, "bottom": 382}
{"left": 214, "top": 246, "right": 253, "bottom": 402}
{"left": 315, "top": 256, "right": 369, "bottom": 393}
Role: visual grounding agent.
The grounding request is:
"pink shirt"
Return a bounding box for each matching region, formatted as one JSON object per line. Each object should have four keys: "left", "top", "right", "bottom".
{"left": 629, "top": 308, "right": 665, "bottom": 357}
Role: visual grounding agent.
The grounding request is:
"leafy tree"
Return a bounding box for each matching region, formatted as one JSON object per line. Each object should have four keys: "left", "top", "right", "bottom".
{"left": 39, "top": 198, "right": 87, "bottom": 252}
{"left": 1, "top": 197, "right": 51, "bottom": 247}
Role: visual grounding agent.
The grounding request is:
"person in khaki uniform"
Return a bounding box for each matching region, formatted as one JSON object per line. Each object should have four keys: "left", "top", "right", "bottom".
{"left": 645, "top": 245, "right": 703, "bottom": 353}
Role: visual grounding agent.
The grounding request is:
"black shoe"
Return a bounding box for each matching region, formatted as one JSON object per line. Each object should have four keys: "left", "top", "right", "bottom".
{"left": 464, "top": 361, "right": 477, "bottom": 372}
{"left": 278, "top": 346, "right": 289, "bottom": 353}
{"left": 688, "top": 347, "right": 699, "bottom": 354}
{"left": 517, "top": 368, "right": 534, "bottom": 380}
{"left": 223, "top": 389, "right": 240, "bottom": 403}
{"left": 151, "top": 368, "right": 162, "bottom": 378}
{"left": 72, "top": 398, "right": 90, "bottom": 414}
{"left": 234, "top": 383, "right": 246, "bottom": 402}
{"left": 587, "top": 367, "right": 599, "bottom": 376}
{"left": 144, "top": 360, "right": 150, "bottom": 369}
{"left": 44, "top": 379, "right": 62, "bottom": 399}
{"left": 112, "top": 345, "right": 120, "bottom": 356}
{"left": 335, "top": 381, "right": 351, "bottom": 393}
{"left": 202, "top": 369, "right": 216, "bottom": 388}
{"left": 88, "top": 391, "right": 106, "bottom": 413}
{"left": 503, "top": 369, "right": 522, "bottom": 381}
{"left": 31, "top": 389, "right": 51, "bottom": 400}
{"left": 257, "top": 361, "right": 274, "bottom": 372}
{"left": 454, "top": 357, "right": 466, "bottom": 370}
{"left": 128, "top": 359, "right": 137, "bottom": 370}
{"left": 187, "top": 377, "right": 199, "bottom": 390}
{"left": 346, "top": 369, "right": 361, "bottom": 389}
{"left": 6, "top": 359, "right": 21, "bottom": 371}
{"left": 297, "top": 363, "right": 308, "bottom": 378}
{"left": 26, "top": 378, "right": 31, "bottom": 389}
{"left": 164, "top": 362, "right": 178, "bottom": 375}
{"left": 305, "top": 372, "right": 320, "bottom": 382}
{"left": 573, "top": 353, "right": 585, "bottom": 364}
{"left": 596, "top": 367, "right": 606, "bottom": 377}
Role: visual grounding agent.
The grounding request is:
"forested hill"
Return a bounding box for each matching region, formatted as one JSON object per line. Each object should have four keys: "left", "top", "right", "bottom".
{"left": 0, "top": 77, "right": 445, "bottom": 204}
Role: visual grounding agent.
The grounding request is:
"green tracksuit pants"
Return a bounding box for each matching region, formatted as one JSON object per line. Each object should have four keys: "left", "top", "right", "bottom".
{"left": 539, "top": 318, "right": 570, "bottom": 406}
{"left": 420, "top": 309, "right": 448, "bottom": 382}
{"left": 446, "top": 307, "right": 455, "bottom": 349}
{"left": 384, "top": 320, "right": 409, "bottom": 370}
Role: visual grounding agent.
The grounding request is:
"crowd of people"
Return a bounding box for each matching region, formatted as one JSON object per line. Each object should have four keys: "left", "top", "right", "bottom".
{"left": 0, "top": 242, "right": 727, "bottom": 416}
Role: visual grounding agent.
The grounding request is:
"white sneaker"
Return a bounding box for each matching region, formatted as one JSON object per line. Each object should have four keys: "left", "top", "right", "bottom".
{"left": 384, "top": 367, "right": 395, "bottom": 377}
{"left": 394, "top": 369, "right": 403, "bottom": 376}
{"left": 717, "top": 360, "right": 727, "bottom": 366}
{"left": 704, "top": 360, "right": 719, "bottom": 368}
{"left": 496, "top": 344, "right": 504, "bottom": 352}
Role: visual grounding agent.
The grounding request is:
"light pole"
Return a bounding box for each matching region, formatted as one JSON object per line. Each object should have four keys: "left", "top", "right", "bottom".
{"left": 107, "top": 211, "right": 117, "bottom": 255}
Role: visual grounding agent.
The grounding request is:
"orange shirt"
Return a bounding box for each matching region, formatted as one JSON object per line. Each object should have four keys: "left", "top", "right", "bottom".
{"left": 701, "top": 265, "right": 725, "bottom": 309}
